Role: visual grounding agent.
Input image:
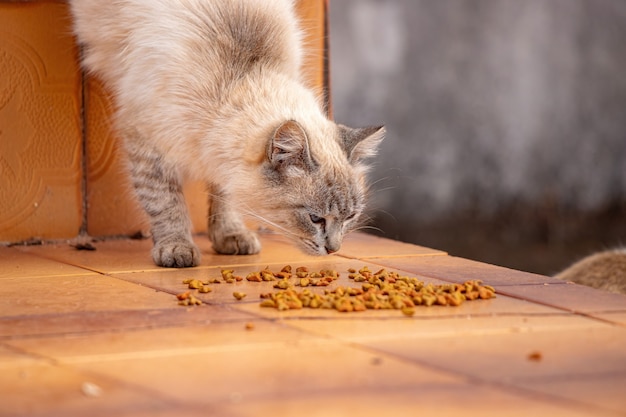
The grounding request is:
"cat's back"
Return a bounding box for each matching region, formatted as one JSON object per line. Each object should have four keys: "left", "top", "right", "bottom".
{"left": 555, "top": 249, "right": 626, "bottom": 294}
{"left": 70, "top": 0, "right": 302, "bottom": 89}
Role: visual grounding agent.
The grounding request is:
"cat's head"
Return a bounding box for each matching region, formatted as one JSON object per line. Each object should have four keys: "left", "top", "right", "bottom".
{"left": 258, "top": 119, "right": 384, "bottom": 255}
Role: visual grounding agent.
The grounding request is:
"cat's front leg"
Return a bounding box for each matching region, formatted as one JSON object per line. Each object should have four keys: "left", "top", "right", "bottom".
{"left": 208, "top": 184, "right": 261, "bottom": 255}
{"left": 127, "top": 143, "right": 200, "bottom": 267}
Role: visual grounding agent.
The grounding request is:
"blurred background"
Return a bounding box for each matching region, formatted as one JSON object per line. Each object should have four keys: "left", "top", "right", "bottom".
{"left": 329, "top": 0, "right": 626, "bottom": 275}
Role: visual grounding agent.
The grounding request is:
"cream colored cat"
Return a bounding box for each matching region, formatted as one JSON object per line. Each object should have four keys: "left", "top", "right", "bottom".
{"left": 555, "top": 249, "right": 626, "bottom": 294}
{"left": 70, "top": 0, "right": 384, "bottom": 267}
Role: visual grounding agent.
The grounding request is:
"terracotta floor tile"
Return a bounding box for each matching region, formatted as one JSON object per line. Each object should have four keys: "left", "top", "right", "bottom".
{"left": 16, "top": 233, "right": 329, "bottom": 274}
{"left": 0, "top": 347, "right": 175, "bottom": 417}
{"left": 0, "top": 274, "right": 176, "bottom": 320}
{"left": 100, "top": 405, "right": 232, "bottom": 417}
{"left": 234, "top": 290, "right": 562, "bottom": 322}
{"left": 0, "top": 304, "right": 248, "bottom": 339}
{"left": 514, "top": 372, "right": 626, "bottom": 415}
{"left": 221, "top": 383, "right": 604, "bottom": 417}
{"left": 0, "top": 1, "right": 84, "bottom": 243}
{"left": 590, "top": 311, "right": 626, "bottom": 326}
{"left": 7, "top": 320, "right": 312, "bottom": 360}
{"left": 4, "top": 235, "right": 626, "bottom": 415}
{"left": 112, "top": 258, "right": 438, "bottom": 303}
{"left": 497, "top": 283, "right": 626, "bottom": 313}
{"left": 336, "top": 232, "right": 447, "bottom": 258}
{"left": 16, "top": 238, "right": 178, "bottom": 273}
{"left": 111, "top": 259, "right": 541, "bottom": 321}
{"left": 369, "top": 255, "right": 561, "bottom": 286}
{"left": 285, "top": 313, "right": 605, "bottom": 344}
{"left": 0, "top": 344, "right": 37, "bottom": 366}
{"left": 363, "top": 325, "right": 626, "bottom": 384}
{"left": 7, "top": 324, "right": 460, "bottom": 407}
{"left": 0, "top": 246, "right": 96, "bottom": 279}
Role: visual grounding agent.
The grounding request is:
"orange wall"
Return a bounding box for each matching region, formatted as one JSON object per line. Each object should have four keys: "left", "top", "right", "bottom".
{"left": 0, "top": 0, "right": 328, "bottom": 243}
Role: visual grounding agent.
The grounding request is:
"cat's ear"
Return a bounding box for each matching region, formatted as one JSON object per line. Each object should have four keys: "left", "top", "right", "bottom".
{"left": 267, "top": 120, "right": 316, "bottom": 173}
{"left": 338, "top": 125, "right": 385, "bottom": 163}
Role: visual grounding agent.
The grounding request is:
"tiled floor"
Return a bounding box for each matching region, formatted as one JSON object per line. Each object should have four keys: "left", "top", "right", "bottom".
{"left": 1, "top": 232, "right": 626, "bottom": 416}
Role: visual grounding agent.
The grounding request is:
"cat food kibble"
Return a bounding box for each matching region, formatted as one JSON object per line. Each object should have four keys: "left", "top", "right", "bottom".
{"left": 177, "top": 292, "right": 202, "bottom": 306}
{"left": 233, "top": 291, "right": 247, "bottom": 300}
{"left": 176, "top": 266, "right": 496, "bottom": 315}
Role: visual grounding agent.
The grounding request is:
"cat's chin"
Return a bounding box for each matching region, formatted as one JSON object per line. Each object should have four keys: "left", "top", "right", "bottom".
{"left": 297, "top": 241, "right": 335, "bottom": 256}
{"left": 296, "top": 239, "right": 332, "bottom": 256}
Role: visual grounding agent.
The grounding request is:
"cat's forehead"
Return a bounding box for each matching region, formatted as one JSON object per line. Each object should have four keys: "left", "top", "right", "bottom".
{"left": 311, "top": 166, "right": 363, "bottom": 214}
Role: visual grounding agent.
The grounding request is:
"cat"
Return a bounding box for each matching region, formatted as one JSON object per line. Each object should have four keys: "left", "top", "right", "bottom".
{"left": 69, "top": 0, "right": 384, "bottom": 267}
{"left": 555, "top": 248, "right": 626, "bottom": 295}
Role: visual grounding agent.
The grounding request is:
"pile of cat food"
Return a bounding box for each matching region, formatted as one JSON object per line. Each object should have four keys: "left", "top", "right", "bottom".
{"left": 176, "top": 265, "right": 496, "bottom": 315}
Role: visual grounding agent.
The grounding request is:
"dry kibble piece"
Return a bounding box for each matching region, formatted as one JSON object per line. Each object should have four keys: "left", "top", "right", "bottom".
{"left": 245, "top": 322, "right": 255, "bottom": 330}
{"left": 274, "top": 280, "right": 291, "bottom": 290}
{"left": 358, "top": 266, "right": 371, "bottom": 277}
{"left": 335, "top": 298, "right": 354, "bottom": 312}
{"left": 198, "top": 285, "right": 213, "bottom": 293}
{"left": 422, "top": 294, "right": 437, "bottom": 306}
{"left": 233, "top": 291, "right": 247, "bottom": 300}
{"left": 401, "top": 307, "right": 416, "bottom": 316}
{"left": 527, "top": 351, "right": 542, "bottom": 362}
{"left": 261, "top": 271, "right": 276, "bottom": 281}
{"left": 479, "top": 287, "right": 495, "bottom": 299}
{"left": 352, "top": 301, "right": 367, "bottom": 312}
{"left": 347, "top": 287, "right": 363, "bottom": 296}
{"left": 322, "top": 269, "right": 339, "bottom": 278}
{"left": 260, "top": 299, "right": 276, "bottom": 308}
{"left": 187, "top": 279, "right": 203, "bottom": 289}
{"left": 179, "top": 293, "right": 202, "bottom": 306}
{"left": 246, "top": 272, "right": 262, "bottom": 282}
{"left": 281, "top": 265, "right": 292, "bottom": 273}
{"left": 176, "top": 292, "right": 190, "bottom": 300}
{"left": 446, "top": 292, "right": 464, "bottom": 306}
{"left": 465, "top": 291, "right": 479, "bottom": 301}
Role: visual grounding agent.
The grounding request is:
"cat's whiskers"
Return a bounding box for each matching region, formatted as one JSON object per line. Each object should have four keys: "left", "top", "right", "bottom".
{"left": 351, "top": 224, "right": 384, "bottom": 234}
{"left": 206, "top": 191, "right": 306, "bottom": 240}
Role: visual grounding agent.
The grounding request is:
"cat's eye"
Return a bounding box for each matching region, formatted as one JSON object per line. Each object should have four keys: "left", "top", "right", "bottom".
{"left": 309, "top": 214, "right": 325, "bottom": 225}
{"left": 345, "top": 212, "right": 357, "bottom": 221}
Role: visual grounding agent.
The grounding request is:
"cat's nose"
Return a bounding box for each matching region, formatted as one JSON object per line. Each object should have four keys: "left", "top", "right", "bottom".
{"left": 325, "top": 243, "right": 340, "bottom": 254}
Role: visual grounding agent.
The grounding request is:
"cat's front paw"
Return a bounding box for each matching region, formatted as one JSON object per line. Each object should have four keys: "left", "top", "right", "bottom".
{"left": 152, "top": 239, "right": 201, "bottom": 267}
{"left": 212, "top": 231, "right": 261, "bottom": 255}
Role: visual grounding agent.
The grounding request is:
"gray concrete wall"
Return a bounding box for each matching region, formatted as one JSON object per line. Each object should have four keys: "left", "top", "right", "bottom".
{"left": 329, "top": 0, "right": 626, "bottom": 273}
